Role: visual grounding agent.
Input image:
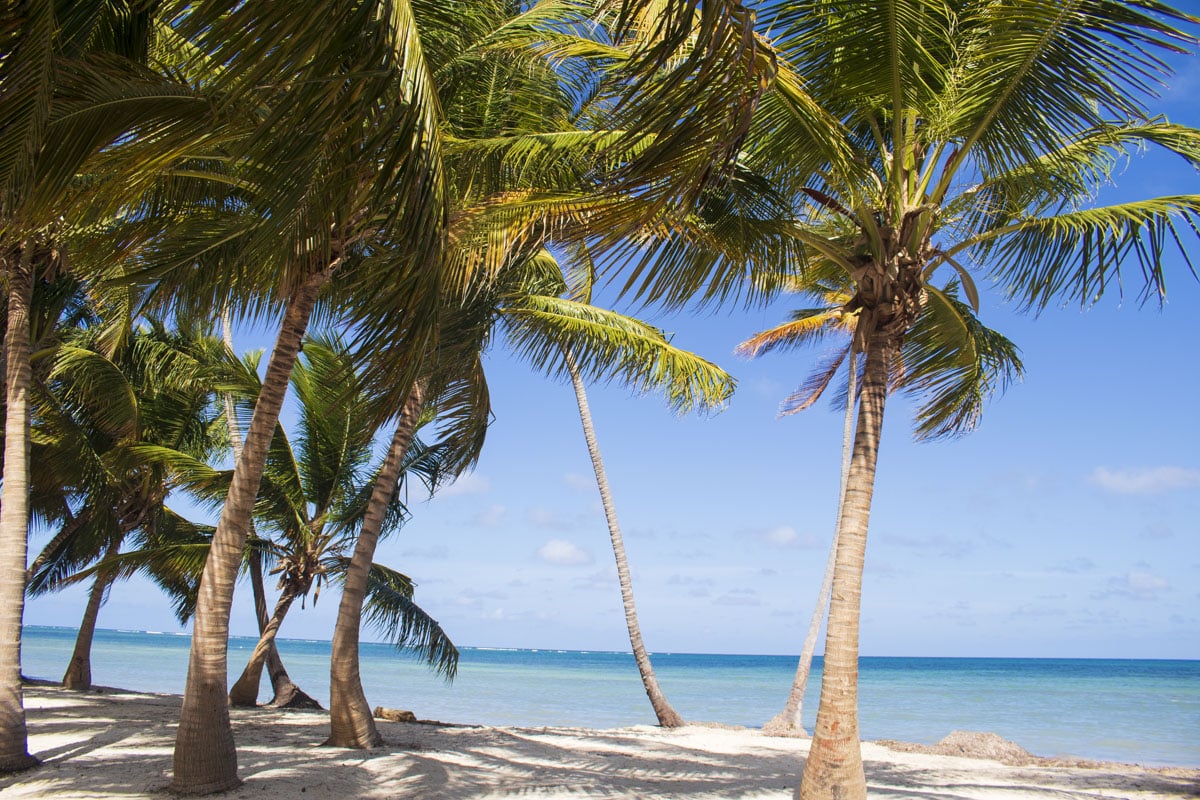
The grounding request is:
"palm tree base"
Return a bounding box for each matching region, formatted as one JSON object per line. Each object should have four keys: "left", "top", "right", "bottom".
{"left": 0, "top": 753, "right": 38, "bottom": 774}
{"left": 653, "top": 707, "right": 685, "bottom": 728}
{"left": 168, "top": 775, "right": 243, "bottom": 796}
{"left": 762, "top": 712, "right": 809, "bottom": 738}
{"left": 268, "top": 684, "right": 322, "bottom": 710}
{"left": 322, "top": 729, "right": 384, "bottom": 750}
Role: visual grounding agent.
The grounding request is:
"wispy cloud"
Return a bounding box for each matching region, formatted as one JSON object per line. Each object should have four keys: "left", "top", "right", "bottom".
{"left": 401, "top": 545, "right": 450, "bottom": 560}
{"left": 472, "top": 504, "right": 507, "bottom": 527}
{"left": 759, "top": 525, "right": 820, "bottom": 549}
{"left": 526, "top": 507, "right": 577, "bottom": 532}
{"left": 572, "top": 566, "right": 616, "bottom": 591}
{"left": 717, "top": 588, "right": 761, "bottom": 607}
{"left": 881, "top": 533, "right": 975, "bottom": 559}
{"left": 438, "top": 472, "right": 492, "bottom": 498}
{"left": 537, "top": 538, "right": 593, "bottom": 566}
{"left": 563, "top": 472, "right": 593, "bottom": 491}
{"left": 1049, "top": 557, "right": 1095, "bottom": 574}
{"left": 1140, "top": 522, "right": 1173, "bottom": 541}
{"left": 1089, "top": 466, "right": 1200, "bottom": 495}
{"left": 1094, "top": 569, "right": 1171, "bottom": 601}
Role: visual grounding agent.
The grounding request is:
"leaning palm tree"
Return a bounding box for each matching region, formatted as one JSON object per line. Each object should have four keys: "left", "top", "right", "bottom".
{"left": 25, "top": 319, "right": 225, "bottom": 691}
{"left": 511, "top": 252, "right": 740, "bottom": 729}
{"left": 738, "top": 278, "right": 859, "bottom": 738}
{"left": 216, "top": 311, "right": 316, "bottom": 709}
{"left": 93, "top": 3, "right": 450, "bottom": 789}
{"left": 325, "top": 0, "right": 786, "bottom": 744}
{"left": 740, "top": 4, "right": 1200, "bottom": 798}
{"left": 221, "top": 337, "right": 455, "bottom": 707}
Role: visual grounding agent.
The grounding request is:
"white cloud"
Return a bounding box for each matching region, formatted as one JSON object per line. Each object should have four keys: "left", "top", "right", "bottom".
{"left": 564, "top": 472, "right": 593, "bottom": 491}
{"left": 473, "top": 504, "right": 507, "bottom": 527}
{"left": 537, "top": 538, "right": 593, "bottom": 566}
{"left": 1090, "top": 466, "right": 1200, "bottom": 495}
{"left": 1095, "top": 569, "right": 1171, "bottom": 601}
{"left": 760, "top": 525, "right": 819, "bottom": 549}
{"left": 764, "top": 525, "right": 797, "bottom": 546}
{"left": 526, "top": 507, "right": 576, "bottom": 532}
{"left": 439, "top": 472, "right": 492, "bottom": 498}
{"left": 1126, "top": 570, "right": 1169, "bottom": 594}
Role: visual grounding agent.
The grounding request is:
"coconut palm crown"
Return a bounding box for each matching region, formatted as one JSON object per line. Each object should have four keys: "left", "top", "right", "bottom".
{"left": 734, "top": 2, "right": 1200, "bottom": 798}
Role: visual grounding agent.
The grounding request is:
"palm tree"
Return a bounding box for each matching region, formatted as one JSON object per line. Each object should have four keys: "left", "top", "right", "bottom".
{"left": 0, "top": 0, "right": 215, "bottom": 767}
{"left": 25, "top": 318, "right": 224, "bottom": 691}
{"left": 738, "top": 275, "right": 1022, "bottom": 737}
{"left": 218, "top": 338, "right": 454, "bottom": 708}
{"left": 324, "top": 0, "right": 783, "bottom": 744}
{"left": 90, "top": 3, "right": 452, "bottom": 789}
{"left": 737, "top": 4, "right": 1200, "bottom": 797}
{"left": 738, "top": 281, "right": 859, "bottom": 738}
{"left": 215, "top": 311, "right": 317, "bottom": 709}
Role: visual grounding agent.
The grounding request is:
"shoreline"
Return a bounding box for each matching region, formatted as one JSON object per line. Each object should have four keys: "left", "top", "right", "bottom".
{"left": 3, "top": 684, "right": 1197, "bottom": 800}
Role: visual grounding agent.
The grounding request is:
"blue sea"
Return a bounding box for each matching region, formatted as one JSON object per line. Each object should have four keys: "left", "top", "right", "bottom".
{"left": 20, "top": 625, "right": 1199, "bottom": 768}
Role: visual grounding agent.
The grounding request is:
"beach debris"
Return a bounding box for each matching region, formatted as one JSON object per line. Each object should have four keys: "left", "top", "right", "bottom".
{"left": 876, "top": 731, "right": 1035, "bottom": 765}
{"left": 374, "top": 706, "right": 417, "bottom": 723}
{"left": 935, "top": 731, "right": 1034, "bottom": 763}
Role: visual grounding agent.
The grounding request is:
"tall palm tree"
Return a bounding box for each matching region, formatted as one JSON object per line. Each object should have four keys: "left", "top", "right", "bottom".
{"left": 738, "top": 4, "right": 1200, "bottom": 798}
{"left": 0, "top": 0, "right": 213, "bottom": 767}
{"left": 738, "top": 275, "right": 1022, "bottom": 737}
{"left": 324, "top": 0, "right": 785, "bottom": 744}
{"left": 92, "top": 3, "right": 452, "bottom": 789}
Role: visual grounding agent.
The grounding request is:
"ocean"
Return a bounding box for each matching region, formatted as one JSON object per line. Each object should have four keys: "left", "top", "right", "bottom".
{"left": 20, "top": 625, "right": 1199, "bottom": 768}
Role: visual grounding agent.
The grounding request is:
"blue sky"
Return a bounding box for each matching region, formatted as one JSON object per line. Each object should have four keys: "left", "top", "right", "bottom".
{"left": 26, "top": 47, "right": 1200, "bottom": 661}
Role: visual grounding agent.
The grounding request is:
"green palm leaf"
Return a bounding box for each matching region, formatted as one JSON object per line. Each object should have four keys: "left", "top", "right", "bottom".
{"left": 359, "top": 562, "right": 459, "bottom": 680}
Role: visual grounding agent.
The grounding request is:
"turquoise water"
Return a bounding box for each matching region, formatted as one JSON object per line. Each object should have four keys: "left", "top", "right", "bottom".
{"left": 21, "top": 626, "right": 1199, "bottom": 767}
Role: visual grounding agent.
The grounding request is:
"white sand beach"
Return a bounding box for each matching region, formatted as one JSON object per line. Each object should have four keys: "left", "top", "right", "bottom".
{"left": 2, "top": 685, "right": 1197, "bottom": 799}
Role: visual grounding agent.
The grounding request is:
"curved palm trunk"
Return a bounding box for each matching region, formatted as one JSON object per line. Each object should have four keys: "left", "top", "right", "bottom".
{"left": 0, "top": 245, "right": 37, "bottom": 772}
{"left": 766, "top": 351, "right": 856, "bottom": 738}
{"left": 228, "top": 587, "right": 297, "bottom": 707}
{"left": 220, "top": 309, "right": 316, "bottom": 711}
{"left": 798, "top": 335, "right": 891, "bottom": 800}
{"left": 62, "top": 543, "right": 121, "bottom": 691}
{"left": 326, "top": 381, "right": 425, "bottom": 748}
{"left": 567, "top": 355, "right": 683, "bottom": 728}
{"left": 247, "top": 551, "right": 318, "bottom": 709}
{"left": 170, "top": 268, "right": 330, "bottom": 795}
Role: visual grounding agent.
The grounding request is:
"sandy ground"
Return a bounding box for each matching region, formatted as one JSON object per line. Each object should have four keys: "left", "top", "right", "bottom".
{"left": 2, "top": 685, "right": 1197, "bottom": 799}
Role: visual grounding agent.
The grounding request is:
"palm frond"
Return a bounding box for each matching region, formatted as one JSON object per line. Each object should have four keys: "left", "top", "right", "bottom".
{"left": 501, "top": 294, "right": 734, "bottom": 414}
{"left": 358, "top": 561, "right": 459, "bottom": 681}
{"left": 901, "top": 284, "right": 1024, "bottom": 440}
{"left": 965, "top": 195, "right": 1200, "bottom": 308}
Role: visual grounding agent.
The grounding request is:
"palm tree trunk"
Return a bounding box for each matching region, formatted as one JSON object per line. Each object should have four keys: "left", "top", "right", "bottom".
{"left": 0, "top": 243, "right": 38, "bottom": 772}
{"left": 228, "top": 587, "right": 297, "bottom": 707}
{"left": 62, "top": 542, "right": 120, "bottom": 691}
{"left": 170, "top": 267, "right": 330, "bottom": 795}
{"left": 219, "top": 309, "right": 315, "bottom": 711}
{"left": 566, "top": 353, "right": 683, "bottom": 728}
{"left": 798, "top": 334, "right": 892, "bottom": 800}
{"left": 245, "top": 549, "right": 318, "bottom": 709}
{"left": 765, "top": 349, "right": 857, "bottom": 738}
{"left": 326, "top": 380, "right": 425, "bottom": 748}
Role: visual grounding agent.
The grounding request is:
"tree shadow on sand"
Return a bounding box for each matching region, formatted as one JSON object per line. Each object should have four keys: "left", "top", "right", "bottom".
{"left": 6, "top": 687, "right": 1199, "bottom": 800}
